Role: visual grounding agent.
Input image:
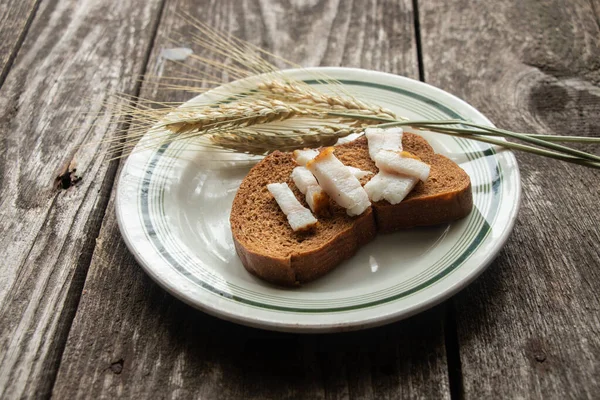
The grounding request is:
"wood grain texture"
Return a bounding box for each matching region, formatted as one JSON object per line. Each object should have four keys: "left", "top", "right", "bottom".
{"left": 0, "top": 0, "right": 165, "bottom": 398}
{"left": 55, "top": 215, "right": 450, "bottom": 399}
{"left": 0, "top": 0, "right": 40, "bottom": 85}
{"left": 52, "top": 0, "right": 451, "bottom": 399}
{"left": 419, "top": 0, "right": 600, "bottom": 398}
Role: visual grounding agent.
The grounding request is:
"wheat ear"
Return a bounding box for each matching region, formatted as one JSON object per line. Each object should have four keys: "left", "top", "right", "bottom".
{"left": 210, "top": 125, "right": 364, "bottom": 155}
{"left": 162, "top": 99, "right": 317, "bottom": 134}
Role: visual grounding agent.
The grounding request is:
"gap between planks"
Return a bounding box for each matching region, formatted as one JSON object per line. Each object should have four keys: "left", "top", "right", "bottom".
{"left": 412, "top": 0, "right": 464, "bottom": 396}
{"left": 411, "top": 0, "right": 425, "bottom": 82}
{"left": 0, "top": 0, "right": 42, "bottom": 89}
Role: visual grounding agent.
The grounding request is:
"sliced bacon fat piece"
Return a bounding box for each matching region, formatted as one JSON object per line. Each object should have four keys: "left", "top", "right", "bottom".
{"left": 291, "top": 166, "right": 318, "bottom": 193}
{"left": 365, "top": 127, "right": 403, "bottom": 160}
{"left": 306, "top": 147, "right": 371, "bottom": 217}
{"left": 363, "top": 170, "right": 418, "bottom": 205}
{"left": 293, "top": 149, "right": 320, "bottom": 166}
{"left": 294, "top": 148, "right": 372, "bottom": 179}
{"left": 291, "top": 166, "right": 329, "bottom": 214}
{"left": 267, "top": 183, "right": 318, "bottom": 232}
{"left": 365, "top": 126, "right": 420, "bottom": 204}
{"left": 375, "top": 150, "right": 430, "bottom": 182}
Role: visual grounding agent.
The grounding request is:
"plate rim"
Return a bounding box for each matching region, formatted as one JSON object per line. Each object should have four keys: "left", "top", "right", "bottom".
{"left": 115, "top": 66, "right": 522, "bottom": 332}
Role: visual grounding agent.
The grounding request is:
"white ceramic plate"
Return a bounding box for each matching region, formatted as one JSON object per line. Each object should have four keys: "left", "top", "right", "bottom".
{"left": 115, "top": 67, "right": 521, "bottom": 332}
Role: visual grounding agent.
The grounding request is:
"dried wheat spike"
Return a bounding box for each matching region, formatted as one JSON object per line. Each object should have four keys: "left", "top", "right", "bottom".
{"left": 163, "top": 99, "right": 315, "bottom": 134}
{"left": 209, "top": 125, "right": 363, "bottom": 155}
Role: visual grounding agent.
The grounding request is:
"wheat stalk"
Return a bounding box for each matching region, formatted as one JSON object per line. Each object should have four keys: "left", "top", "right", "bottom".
{"left": 110, "top": 82, "right": 599, "bottom": 170}
{"left": 209, "top": 124, "right": 363, "bottom": 155}
{"left": 98, "top": 17, "right": 599, "bottom": 170}
{"left": 112, "top": 83, "right": 389, "bottom": 156}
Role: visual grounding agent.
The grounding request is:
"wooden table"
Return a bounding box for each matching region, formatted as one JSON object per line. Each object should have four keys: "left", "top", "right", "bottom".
{"left": 1, "top": 0, "right": 599, "bottom": 398}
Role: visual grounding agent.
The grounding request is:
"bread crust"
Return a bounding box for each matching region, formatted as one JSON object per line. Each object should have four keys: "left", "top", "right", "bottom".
{"left": 233, "top": 209, "right": 376, "bottom": 286}
{"left": 374, "top": 181, "right": 473, "bottom": 233}
{"left": 230, "top": 134, "right": 472, "bottom": 286}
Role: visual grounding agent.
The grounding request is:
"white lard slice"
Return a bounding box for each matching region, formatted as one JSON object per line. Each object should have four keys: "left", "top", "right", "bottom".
{"left": 365, "top": 127, "right": 403, "bottom": 160}
{"left": 365, "top": 126, "right": 421, "bottom": 204}
{"left": 290, "top": 166, "right": 317, "bottom": 193}
{"left": 291, "top": 166, "right": 329, "bottom": 214}
{"left": 364, "top": 170, "right": 418, "bottom": 205}
{"left": 293, "top": 149, "right": 320, "bottom": 166}
{"left": 294, "top": 148, "right": 372, "bottom": 179}
{"left": 294, "top": 148, "right": 373, "bottom": 180}
{"left": 267, "top": 183, "right": 318, "bottom": 232}
{"left": 306, "top": 148, "right": 371, "bottom": 217}
{"left": 375, "top": 150, "right": 430, "bottom": 182}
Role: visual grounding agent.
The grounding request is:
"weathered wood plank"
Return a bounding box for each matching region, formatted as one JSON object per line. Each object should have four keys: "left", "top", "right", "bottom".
{"left": 419, "top": 0, "right": 600, "bottom": 398}
{"left": 0, "top": 0, "right": 40, "bottom": 85}
{"left": 0, "top": 0, "right": 165, "bottom": 398}
{"left": 52, "top": 0, "right": 452, "bottom": 399}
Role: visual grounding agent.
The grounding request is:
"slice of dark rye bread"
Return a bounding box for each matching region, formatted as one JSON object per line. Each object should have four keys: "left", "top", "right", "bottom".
{"left": 230, "top": 133, "right": 472, "bottom": 286}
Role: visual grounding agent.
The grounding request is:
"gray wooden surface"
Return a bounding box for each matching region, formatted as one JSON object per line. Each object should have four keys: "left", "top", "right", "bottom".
{"left": 420, "top": 0, "right": 600, "bottom": 398}
{"left": 0, "top": 0, "right": 598, "bottom": 399}
{"left": 0, "top": 0, "right": 164, "bottom": 398}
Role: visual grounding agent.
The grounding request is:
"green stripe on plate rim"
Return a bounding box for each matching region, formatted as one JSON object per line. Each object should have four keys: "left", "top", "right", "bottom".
{"left": 137, "top": 79, "right": 502, "bottom": 312}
